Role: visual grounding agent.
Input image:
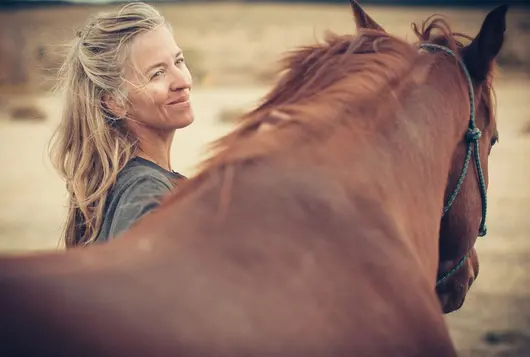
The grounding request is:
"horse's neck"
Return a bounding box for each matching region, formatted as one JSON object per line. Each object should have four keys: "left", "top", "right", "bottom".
{"left": 339, "top": 72, "right": 466, "bottom": 274}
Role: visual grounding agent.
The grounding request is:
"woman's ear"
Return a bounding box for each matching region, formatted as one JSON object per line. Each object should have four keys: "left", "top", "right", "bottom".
{"left": 103, "top": 93, "right": 127, "bottom": 119}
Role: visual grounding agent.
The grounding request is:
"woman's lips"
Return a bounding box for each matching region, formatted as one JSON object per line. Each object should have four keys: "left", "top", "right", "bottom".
{"left": 166, "top": 96, "right": 190, "bottom": 107}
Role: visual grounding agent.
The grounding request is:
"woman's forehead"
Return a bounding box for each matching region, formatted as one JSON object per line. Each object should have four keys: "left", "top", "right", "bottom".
{"left": 128, "top": 27, "right": 180, "bottom": 68}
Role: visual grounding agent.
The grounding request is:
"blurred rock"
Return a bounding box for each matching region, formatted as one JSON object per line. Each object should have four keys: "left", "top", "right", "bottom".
{"left": 482, "top": 330, "right": 530, "bottom": 357}
{"left": 10, "top": 104, "right": 47, "bottom": 121}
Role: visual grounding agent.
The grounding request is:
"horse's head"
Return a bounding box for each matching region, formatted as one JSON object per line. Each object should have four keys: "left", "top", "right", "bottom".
{"left": 349, "top": 1, "right": 507, "bottom": 313}
{"left": 433, "top": 5, "right": 506, "bottom": 313}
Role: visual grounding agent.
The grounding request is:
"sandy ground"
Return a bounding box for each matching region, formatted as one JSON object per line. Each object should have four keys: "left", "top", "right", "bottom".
{"left": 0, "top": 3, "right": 529, "bottom": 356}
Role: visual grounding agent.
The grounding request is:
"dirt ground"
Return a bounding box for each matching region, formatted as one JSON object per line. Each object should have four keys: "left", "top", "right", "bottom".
{"left": 0, "top": 3, "right": 529, "bottom": 356}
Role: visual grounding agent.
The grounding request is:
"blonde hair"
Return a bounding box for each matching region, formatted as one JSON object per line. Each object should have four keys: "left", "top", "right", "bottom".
{"left": 49, "top": 1, "right": 167, "bottom": 247}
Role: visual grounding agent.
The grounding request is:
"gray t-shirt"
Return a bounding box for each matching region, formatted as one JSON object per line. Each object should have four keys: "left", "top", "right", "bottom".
{"left": 95, "top": 157, "right": 185, "bottom": 242}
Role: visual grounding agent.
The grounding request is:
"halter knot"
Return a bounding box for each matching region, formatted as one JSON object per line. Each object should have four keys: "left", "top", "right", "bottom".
{"left": 465, "top": 127, "right": 482, "bottom": 142}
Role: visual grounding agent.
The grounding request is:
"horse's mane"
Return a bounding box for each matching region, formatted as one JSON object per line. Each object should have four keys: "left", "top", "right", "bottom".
{"left": 161, "top": 16, "right": 496, "bottom": 207}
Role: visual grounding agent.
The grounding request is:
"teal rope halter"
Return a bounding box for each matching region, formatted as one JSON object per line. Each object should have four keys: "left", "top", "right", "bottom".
{"left": 417, "top": 43, "right": 489, "bottom": 287}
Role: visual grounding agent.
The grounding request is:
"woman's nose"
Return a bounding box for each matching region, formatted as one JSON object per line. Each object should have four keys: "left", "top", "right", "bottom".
{"left": 169, "top": 66, "right": 192, "bottom": 92}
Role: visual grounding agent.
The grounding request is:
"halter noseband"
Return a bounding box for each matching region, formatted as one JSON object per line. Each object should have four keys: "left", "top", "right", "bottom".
{"left": 417, "top": 43, "right": 489, "bottom": 287}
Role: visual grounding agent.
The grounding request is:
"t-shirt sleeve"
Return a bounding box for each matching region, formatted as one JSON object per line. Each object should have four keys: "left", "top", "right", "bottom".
{"left": 107, "top": 177, "right": 170, "bottom": 240}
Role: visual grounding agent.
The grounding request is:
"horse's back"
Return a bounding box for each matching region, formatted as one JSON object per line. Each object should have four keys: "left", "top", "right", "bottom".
{"left": 0, "top": 155, "right": 454, "bottom": 357}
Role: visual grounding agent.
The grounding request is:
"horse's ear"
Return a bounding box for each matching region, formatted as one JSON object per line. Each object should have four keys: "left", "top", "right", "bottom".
{"left": 461, "top": 4, "right": 508, "bottom": 82}
{"left": 349, "top": 0, "right": 386, "bottom": 32}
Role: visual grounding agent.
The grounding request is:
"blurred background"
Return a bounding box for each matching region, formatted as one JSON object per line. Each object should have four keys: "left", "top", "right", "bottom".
{"left": 0, "top": 0, "right": 529, "bottom": 355}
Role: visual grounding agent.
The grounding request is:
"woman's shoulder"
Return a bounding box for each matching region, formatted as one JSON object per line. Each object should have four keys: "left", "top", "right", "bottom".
{"left": 117, "top": 156, "right": 186, "bottom": 191}
{"left": 96, "top": 157, "right": 185, "bottom": 243}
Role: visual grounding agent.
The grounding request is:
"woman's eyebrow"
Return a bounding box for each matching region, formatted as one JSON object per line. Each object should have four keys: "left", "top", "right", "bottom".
{"left": 143, "top": 51, "right": 183, "bottom": 75}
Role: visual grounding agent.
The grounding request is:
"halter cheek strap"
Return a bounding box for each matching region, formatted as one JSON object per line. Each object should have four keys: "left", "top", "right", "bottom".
{"left": 417, "top": 43, "right": 488, "bottom": 287}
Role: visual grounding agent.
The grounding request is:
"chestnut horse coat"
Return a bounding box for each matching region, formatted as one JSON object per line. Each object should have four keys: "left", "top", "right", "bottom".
{"left": 0, "top": 2, "right": 507, "bottom": 356}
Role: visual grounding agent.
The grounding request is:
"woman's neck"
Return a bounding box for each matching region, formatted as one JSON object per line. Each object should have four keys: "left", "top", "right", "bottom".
{"left": 135, "top": 130, "right": 176, "bottom": 172}
{"left": 136, "top": 148, "right": 171, "bottom": 172}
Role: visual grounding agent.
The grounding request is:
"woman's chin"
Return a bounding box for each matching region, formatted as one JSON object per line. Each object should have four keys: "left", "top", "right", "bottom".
{"left": 177, "top": 111, "right": 194, "bottom": 128}
{"left": 166, "top": 108, "right": 194, "bottom": 129}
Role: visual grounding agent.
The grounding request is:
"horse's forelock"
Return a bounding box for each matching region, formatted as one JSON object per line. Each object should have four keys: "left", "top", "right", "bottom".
{"left": 412, "top": 16, "right": 471, "bottom": 52}
{"left": 411, "top": 16, "right": 497, "bottom": 128}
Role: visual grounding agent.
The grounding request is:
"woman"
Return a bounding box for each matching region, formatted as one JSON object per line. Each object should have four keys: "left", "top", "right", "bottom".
{"left": 49, "top": 1, "right": 192, "bottom": 247}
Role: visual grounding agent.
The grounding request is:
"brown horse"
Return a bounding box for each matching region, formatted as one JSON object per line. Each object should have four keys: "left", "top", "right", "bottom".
{"left": 0, "top": 1, "right": 507, "bottom": 356}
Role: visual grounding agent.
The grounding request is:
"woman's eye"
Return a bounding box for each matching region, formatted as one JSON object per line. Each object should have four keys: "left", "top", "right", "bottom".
{"left": 176, "top": 57, "right": 185, "bottom": 65}
{"left": 151, "top": 70, "right": 164, "bottom": 79}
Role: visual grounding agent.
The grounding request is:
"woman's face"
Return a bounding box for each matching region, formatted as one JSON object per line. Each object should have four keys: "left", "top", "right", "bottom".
{"left": 124, "top": 25, "right": 193, "bottom": 131}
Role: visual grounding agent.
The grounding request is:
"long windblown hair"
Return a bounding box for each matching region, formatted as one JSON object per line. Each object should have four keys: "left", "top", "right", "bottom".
{"left": 49, "top": 1, "right": 168, "bottom": 247}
